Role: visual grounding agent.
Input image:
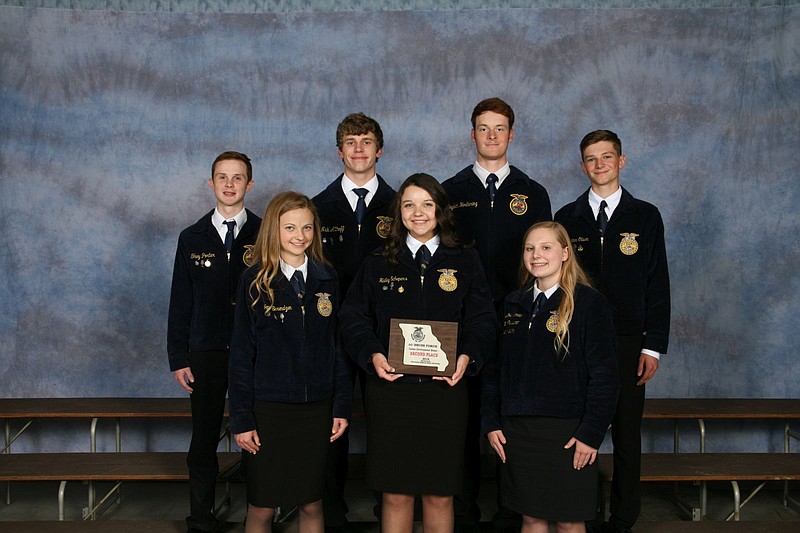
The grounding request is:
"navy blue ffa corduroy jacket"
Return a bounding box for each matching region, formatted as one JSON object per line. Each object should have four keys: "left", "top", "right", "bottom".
{"left": 167, "top": 209, "right": 261, "bottom": 371}
{"left": 481, "top": 283, "right": 619, "bottom": 449}
{"left": 442, "top": 165, "right": 551, "bottom": 305}
{"left": 555, "top": 187, "right": 671, "bottom": 354}
{"left": 312, "top": 174, "right": 396, "bottom": 297}
{"left": 227, "top": 260, "right": 353, "bottom": 434}
{"left": 339, "top": 245, "right": 496, "bottom": 383}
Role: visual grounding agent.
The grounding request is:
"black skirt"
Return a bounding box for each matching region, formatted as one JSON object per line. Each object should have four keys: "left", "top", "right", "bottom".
{"left": 365, "top": 376, "right": 468, "bottom": 495}
{"left": 499, "top": 416, "right": 598, "bottom": 522}
{"left": 244, "top": 398, "right": 332, "bottom": 508}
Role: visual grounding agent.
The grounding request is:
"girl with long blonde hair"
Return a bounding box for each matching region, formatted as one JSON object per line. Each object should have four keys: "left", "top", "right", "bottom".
{"left": 229, "top": 191, "right": 352, "bottom": 533}
{"left": 482, "top": 221, "right": 619, "bottom": 533}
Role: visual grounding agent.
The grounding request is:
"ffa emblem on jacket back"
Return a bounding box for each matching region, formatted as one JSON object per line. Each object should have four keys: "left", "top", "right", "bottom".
{"left": 437, "top": 269, "right": 458, "bottom": 292}
{"left": 376, "top": 216, "right": 392, "bottom": 238}
{"left": 316, "top": 293, "right": 333, "bottom": 317}
{"left": 509, "top": 194, "right": 528, "bottom": 215}
{"left": 243, "top": 245, "right": 256, "bottom": 267}
{"left": 619, "top": 233, "right": 639, "bottom": 255}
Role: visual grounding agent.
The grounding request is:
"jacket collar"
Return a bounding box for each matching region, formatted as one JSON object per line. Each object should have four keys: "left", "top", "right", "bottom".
{"left": 572, "top": 186, "right": 637, "bottom": 228}
{"left": 318, "top": 173, "right": 395, "bottom": 214}
{"left": 506, "top": 282, "right": 563, "bottom": 315}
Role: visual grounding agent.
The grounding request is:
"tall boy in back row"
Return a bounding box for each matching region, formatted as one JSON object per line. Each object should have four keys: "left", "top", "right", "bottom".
{"left": 168, "top": 151, "right": 262, "bottom": 532}
{"left": 443, "top": 97, "right": 551, "bottom": 532}
{"left": 555, "top": 130, "right": 670, "bottom": 533}
{"left": 312, "top": 112, "right": 396, "bottom": 529}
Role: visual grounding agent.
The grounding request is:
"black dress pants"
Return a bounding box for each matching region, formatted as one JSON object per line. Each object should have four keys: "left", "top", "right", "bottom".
{"left": 608, "top": 335, "right": 647, "bottom": 530}
{"left": 454, "top": 374, "right": 483, "bottom": 532}
{"left": 186, "top": 350, "right": 229, "bottom": 532}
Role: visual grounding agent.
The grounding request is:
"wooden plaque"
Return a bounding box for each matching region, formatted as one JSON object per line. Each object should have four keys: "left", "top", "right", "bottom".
{"left": 388, "top": 318, "right": 458, "bottom": 376}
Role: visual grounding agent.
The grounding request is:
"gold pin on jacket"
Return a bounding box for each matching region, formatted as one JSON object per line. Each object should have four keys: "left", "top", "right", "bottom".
{"left": 509, "top": 194, "right": 528, "bottom": 215}
{"left": 316, "top": 293, "right": 333, "bottom": 317}
{"left": 619, "top": 233, "right": 639, "bottom": 255}
{"left": 437, "top": 269, "right": 458, "bottom": 292}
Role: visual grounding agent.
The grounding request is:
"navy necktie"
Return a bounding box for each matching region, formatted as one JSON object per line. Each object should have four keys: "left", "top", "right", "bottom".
{"left": 531, "top": 291, "right": 547, "bottom": 319}
{"left": 353, "top": 188, "right": 369, "bottom": 224}
{"left": 486, "top": 173, "right": 498, "bottom": 204}
{"left": 223, "top": 220, "right": 236, "bottom": 252}
{"left": 597, "top": 200, "right": 609, "bottom": 236}
{"left": 415, "top": 245, "right": 432, "bottom": 275}
{"left": 291, "top": 270, "right": 306, "bottom": 300}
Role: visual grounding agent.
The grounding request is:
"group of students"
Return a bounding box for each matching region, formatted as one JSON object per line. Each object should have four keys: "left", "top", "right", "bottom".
{"left": 167, "top": 98, "right": 671, "bottom": 533}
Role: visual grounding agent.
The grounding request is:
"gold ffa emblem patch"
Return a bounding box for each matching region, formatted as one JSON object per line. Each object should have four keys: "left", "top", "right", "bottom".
{"left": 546, "top": 311, "right": 559, "bottom": 333}
{"left": 316, "top": 293, "right": 333, "bottom": 317}
{"left": 509, "top": 194, "right": 528, "bottom": 215}
{"left": 619, "top": 233, "right": 640, "bottom": 255}
{"left": 437, "top": 269, "right": 458, "bottom": 292}
{"left": 243, "top": 245, "right": 256, "bottom": 267}
{"left": 376, "top": 216, "right": 392, "bottom": 239}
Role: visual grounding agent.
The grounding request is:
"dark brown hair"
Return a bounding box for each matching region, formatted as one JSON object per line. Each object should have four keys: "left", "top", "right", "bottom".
{"left": 211, "top": 151, "right": 252, "bottom": 182}
{"left": 335, "top": 112, "right": 384, "bottom": 150}
{"left": 580, "top": 130, "right": 622, "bottom": 159}
{"left": 382, "top": 173, "right": 460, "bottom": 263}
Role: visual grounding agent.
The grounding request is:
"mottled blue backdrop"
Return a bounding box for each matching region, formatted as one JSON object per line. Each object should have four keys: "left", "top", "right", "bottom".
{"left": 1, "top": 5, "right": 798, "bottom": 452}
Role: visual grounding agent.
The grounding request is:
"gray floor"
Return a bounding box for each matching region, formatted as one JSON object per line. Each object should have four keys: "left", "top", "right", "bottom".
{"left": 1, "top": 476, "right": 798, "bottom": 529}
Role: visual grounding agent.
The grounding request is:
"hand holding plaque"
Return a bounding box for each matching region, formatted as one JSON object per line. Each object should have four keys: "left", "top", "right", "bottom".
{"left": 388, "top": 318, "right": 458, "bottom": 376}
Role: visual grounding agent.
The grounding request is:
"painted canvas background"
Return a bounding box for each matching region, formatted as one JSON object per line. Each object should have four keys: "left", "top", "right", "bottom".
{"left": 1, "top": 5, "right": 798, "bottom": 452}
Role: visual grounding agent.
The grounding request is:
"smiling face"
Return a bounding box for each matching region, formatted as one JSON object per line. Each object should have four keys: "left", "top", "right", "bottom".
{"left": 279, "top": 207, "right": 314, "bottom": 267}
{"left": 338, "top": 133, "right": 383, "bottom": 185}
{"left": 523, "top": 226, "right": 569, "bottom": 291}
{"left": 400, "top": 185, "right": 438, "bottom": 243}
{"left": 581, "top": 140, "right": 626, "bottom": 195}
{"left": 471, "top": 110, "right": 514, "bottom": 169}
{"left": 208, "top": 159, "right": 254, "bottom": 216}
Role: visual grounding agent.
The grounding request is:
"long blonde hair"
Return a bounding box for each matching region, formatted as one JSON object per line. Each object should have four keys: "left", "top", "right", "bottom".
{"left": 519, "top": 221, "right": 592, "bottom": 356}
{"left": 249, "top": 191, "right": 327, "bottom": 307}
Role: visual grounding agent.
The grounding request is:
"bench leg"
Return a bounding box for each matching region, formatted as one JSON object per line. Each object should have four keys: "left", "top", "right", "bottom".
{"left": 730, "top": 480, "right": 741, "bottom": 521}
{"left": 88, "top": 480, "right": 96, "bottom": 519}
{"left": 83, "top": 481, "right": 123, "bottom": 520}
{"left": 785, "top": 420, "right": 799, "bottom": 506}
{"left": 5, "top": 419, "right": 36, "bottom": 506}
{"left": 58, "top": 480, "right": 68, "bottom": 520}
{"left": 700, "top": 481, "right": 707, "bottom": 520}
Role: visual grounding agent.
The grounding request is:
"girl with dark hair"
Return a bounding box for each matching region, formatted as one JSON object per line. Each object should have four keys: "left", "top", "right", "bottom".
{"left": 340, "top": 174, "right": 495, "bottom": 533}
{"left": 228, "top": 191, "right": 352, "bottom": 533}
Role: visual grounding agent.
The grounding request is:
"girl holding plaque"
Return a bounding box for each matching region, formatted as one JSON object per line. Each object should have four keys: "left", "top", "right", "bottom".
{"left": 340, "top": 174, "right": 495, "bottom": 533}
{"left": 228, "top": 192, "right": 352, "bottom": 533}
{"left": 481, "top": 221, "right": 619, "bottom": 533}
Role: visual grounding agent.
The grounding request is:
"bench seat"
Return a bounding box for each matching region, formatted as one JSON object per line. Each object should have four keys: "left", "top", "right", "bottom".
{"left": 0, "top": 452, "right": 241, "bottom": 520}
{"left": 599, "top": 452, "right": 800, "bottom": 482}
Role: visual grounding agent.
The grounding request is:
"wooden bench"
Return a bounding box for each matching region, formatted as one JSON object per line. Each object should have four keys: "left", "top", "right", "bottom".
{"left": 598, "top": 453, "right": 800, "bottom": 521}
{"left": 643, "top": 398, "right": 800, "bottom": 453}
{"left": 0, "top": 397, "right": 229, "bottom": 454}
{"left": 0, "top": 452, "right": 241, "bottom": 520}
{"left": 0, "top": 397, "right": 232, "bottom": 515}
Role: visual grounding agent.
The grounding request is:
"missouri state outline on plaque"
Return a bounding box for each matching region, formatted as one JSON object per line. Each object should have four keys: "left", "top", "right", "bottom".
{"left": 398, "top": 323, "right": 449, "bottom": 372}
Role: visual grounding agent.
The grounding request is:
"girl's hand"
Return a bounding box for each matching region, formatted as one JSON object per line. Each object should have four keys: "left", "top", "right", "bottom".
{"left": 564, "top": 437, "right": 597, "bottom": 470}
{"left": 487, "top": 430, "right": 507, "bottom": 463}
{"left": 371, "top": 353, "right": 403, "bottom": 381}
{"left": 330, "top": 418, "right": 349, "bottom": 442}
{"left": 433, "top": 354, "right": 470, "bottom": 387}
{"left": 235, "top": 430, "right": 261, "bottom": 455}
